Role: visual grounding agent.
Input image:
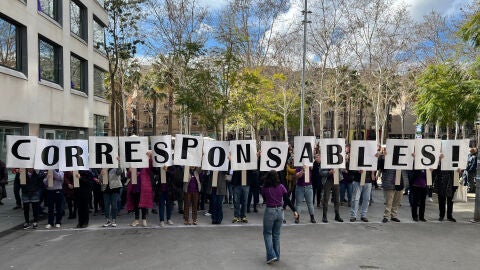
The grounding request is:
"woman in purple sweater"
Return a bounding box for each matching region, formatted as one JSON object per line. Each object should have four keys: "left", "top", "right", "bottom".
{"left": 261, "top": 170, "right": 298, "bottom": 264}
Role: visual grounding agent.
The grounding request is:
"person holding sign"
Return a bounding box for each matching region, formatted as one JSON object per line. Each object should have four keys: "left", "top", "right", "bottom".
{"left": 126, "top": 161, "right": 154, "bottom": 227}
{"left": 321, "top": 168, "right": 343, "bottom": 223}
{"left": 433, "top": 155, "right": 459, "bottom": 222}
{"left": 153, "top": 166, "right": 176, "bottom": 227}
{"left": 380, "top": 168, "right": 405, "bottom": 223}
{"left": 409, "top": 168, "right": 429, "bottom": 222}
{"left": 20, "top": 169, "right": 45, "bottom": 229}
{"left": 43, "top": 170, "right": 65, "bottom": 229}
{"left": 261, "top": 170, "right": 298, "bottom": 264}
{"left": 101, "top": 166, "right": 124, "bottom": 227}
{"left": 75, "top": 170, "right": 95, "bottom": 228}
{"left": 183, "top": 166, "right": 201, "bottom": 225}
{"left": 294, "top": 165, "right": 316, "bottom": 223}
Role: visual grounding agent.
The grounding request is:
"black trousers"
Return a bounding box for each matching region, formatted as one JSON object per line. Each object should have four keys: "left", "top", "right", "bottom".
{"left": 411, "top": 186, "right": 427, "bottom": 219}
{"left": 76, "top": 190, "right": 90, "bottom": 226}
{"left": 23, "top": 202, "right": 39, "bottom": 223}
{"left": 438, "top": 195, "right": 454, "bottom": 219}
{"left": 322, "top": 179, "right": 340, "bottom": 215}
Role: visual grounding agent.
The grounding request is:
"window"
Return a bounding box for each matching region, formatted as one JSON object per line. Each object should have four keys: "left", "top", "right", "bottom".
{"left": 93, "top": 18, "right": 105, "bottom": 53}
{"left": 38, "top": 0, "right": 62, "bottom": 24}
{"left": 94, "top": 66, "right": 106, "bottom": 98}
{"left": 0, "top": 14, "right": 27, "bottom": 74}
{"left": 70, "top": 53, "right": 87, "bottom": 93}
{"left": 39, "top": 37, "right": 63, "bottom": 85}
{"left": 70, "top": 1, "right": 87, "bottom": 41}
{"left": 94, "top": 115, "right": 107, "bottom": 136}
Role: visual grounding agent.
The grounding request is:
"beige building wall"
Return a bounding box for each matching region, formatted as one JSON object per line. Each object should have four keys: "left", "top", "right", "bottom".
{"left": 0, "top": 0, "right": 109, "bottom": 138}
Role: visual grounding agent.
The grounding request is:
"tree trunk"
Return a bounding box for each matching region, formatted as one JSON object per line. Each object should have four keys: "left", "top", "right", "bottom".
{"left": 153, "top": 98, "right": 157, "bottom": 136}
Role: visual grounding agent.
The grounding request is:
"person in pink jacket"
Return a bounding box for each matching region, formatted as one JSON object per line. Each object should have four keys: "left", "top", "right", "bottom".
{"left": 126, "top": 153, "right": 154, "bottom": 227}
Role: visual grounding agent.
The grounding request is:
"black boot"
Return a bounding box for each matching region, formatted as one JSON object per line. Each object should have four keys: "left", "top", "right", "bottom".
{"left": 335, "top": 211, "right": 343, "bottom": 222}
{"left": 310, "top": 214, "right": 317, "bottom": 223}
{"left": 322, "top": 212, "right": 328, "bottom": 223}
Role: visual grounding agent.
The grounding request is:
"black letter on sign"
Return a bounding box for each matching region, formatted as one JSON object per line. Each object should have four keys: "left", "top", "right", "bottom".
{"left": 299, "top": 143, "right": 313, "bottom": 163}
{"left": 421, "top": 145, "right": 435, "bottom": 166}
{"left": 65, "top": 146, "right": 84, "bottom": 167}
{"left": 181, "top": 138, "right": 198, "bottom": 159}
{"left": 327, "top": 145, "right": 343, "bottom": 165}
{"left": 41, "top": 145, "right": 59, "bottom": 166}
{"left": 208, "top": 147, "right": 226, "bottom": 167}
{"left": 236, "top": 144, "right": 251, "bottom": 163}
{"left": 452, "top": 145, "right": 460, "bottom": 167}
{"left": 392, "top": 146, "right": 408, "bottom": 166}
{"left": 125, "top": 141, "right": 142, "bottom": 163}
{"left": 95, "top": 143, "right": 113, "bottom": 164}
{"left": 266, "top": 147, "right": 282, "bottom": 169}
{"left": 12, "top": 139, "right": 31, "bottom": 160}
{"left": 153, "top": 142, "right": 169, "bottom": 164}
{"left": 357, "top": 147, "right": 372, "bottom": 168}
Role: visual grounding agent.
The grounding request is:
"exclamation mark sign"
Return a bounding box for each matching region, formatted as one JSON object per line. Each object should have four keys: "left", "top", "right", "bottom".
{"left": 452, "top": 145, "right": 459, "bottom": 167}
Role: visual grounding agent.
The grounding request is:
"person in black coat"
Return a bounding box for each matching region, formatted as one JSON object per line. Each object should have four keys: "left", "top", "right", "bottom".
{"left": 20, "top": 169, "right": 45, "bottom": 229}
{"left": 75, "top": 170, "right": 95, "bottom": 228}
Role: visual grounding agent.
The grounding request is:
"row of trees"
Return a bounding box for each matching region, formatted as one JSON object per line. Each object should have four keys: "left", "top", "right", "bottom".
{"left": 102, "top": 0, "right": 480, "bottom": 145}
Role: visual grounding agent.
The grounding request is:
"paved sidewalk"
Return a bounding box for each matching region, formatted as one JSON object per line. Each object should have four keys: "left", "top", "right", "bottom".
{"left": 0, "top": 183, "right": 477, "bottom": 233}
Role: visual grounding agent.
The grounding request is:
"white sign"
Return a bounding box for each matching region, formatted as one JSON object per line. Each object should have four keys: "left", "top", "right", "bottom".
{"left": 174, "top": 134, "right": 203, "bottom": 166}
{"left": 349, "top": 140, "right": 378, "bottom": 171}
{"left": 384, "top": 139, "right": 415, "bottom": 170}
{"left": 414, "top": 139, "right": 441, "bottom": 170}
{"left": 119, "top": 137, "right": 149, "bottom": 168}
{"left": 294, "top": 136, "right": 315, "bottom": 167}
{"left": 202, "top": 140, "right": 229, "bottom": 171}
{"left": 320, "top": 138, "right": 346, "bottom": 169}
{"left": 6, "top": 136, "right": 37, "bottom": 168}
{"left": 441, "top": 140, "right": 469, "bottom": 170}
{"left": 89, "top": 136, "right": 119, "bottom": 168}
{"left": 34, "top": 139, "right": 60, "bottom": 170}
{"left": 230, "top": 140, "right": 257, "bottom": 170}
{"left": 59, "top": 140, "right": 89, "bottom": 171}
{"left": 260, "top": 141, "right": 288, "bottom": 171}
{"left": 151, "top": 135, "right": 173, "bottom": 167}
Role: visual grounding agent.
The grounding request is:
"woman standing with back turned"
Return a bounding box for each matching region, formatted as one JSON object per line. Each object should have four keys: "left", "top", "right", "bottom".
{"left": 261, "top": 170, "right": 298, "bottom": 264}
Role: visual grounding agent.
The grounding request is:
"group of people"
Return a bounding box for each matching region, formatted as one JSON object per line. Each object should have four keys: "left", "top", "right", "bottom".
{"left": 0, "top": 144, "right": 476, "bottom": 264}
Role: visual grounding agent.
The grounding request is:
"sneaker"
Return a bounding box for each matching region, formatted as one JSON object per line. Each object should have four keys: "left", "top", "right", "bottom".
{"left": 167, "top": 220, "right": 174, "bottom": 225}
{"left": 23, "top": 223, "right": 31, "bottom": 229}
{"left": 382, "top": 217, "right": 388, "bottom": 223}
{"left": 428, "top": 197, "right": 433, "bottom": 202}
{"left": 32, "top": 223, "right": 38, "bottom": 229}
{"left": 232, "top": 217, "right": 240, "bottom": 223}
{"left": 241, "top": 217, "right": 248, "bottom": 223}
{"left": 111, "top": 222, "right": 117, "bottom": 227}
{"left": 266, "top": 257, "right": 277, "bottom": 264}
{"left": 55, "top": 224, "right": 61, "bottom": 228}
{"left": 142, "top": 219, "right": 148, "bottom": 227}
{"left": 391, "top": 217, "right": 400, "bottom": 222}
{"left": 159, "top": 221, "right": 165, "bottom": 227}
{"left": 131, "top": 220, "right": 140, "bottom": 227}
{"left": 447, "top": 217, "right": 456, "bottom": 222}
{"left": 350, "top": 218, "right": 356, "bottom": 222}
{"left": 103, "top": 220, "right": 112, "bottom": 227}
{"left": 361, "top": 217, "right": 369, "bottom": 222}
{"left": 45, "top": 224, "right": 52, "bottom": 229}
{"left": 204, "top": 212, "right": 212, "bottom": 216}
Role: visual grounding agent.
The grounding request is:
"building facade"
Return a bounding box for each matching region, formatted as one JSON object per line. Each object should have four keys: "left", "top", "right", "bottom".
{"left": 0, "top": 0, "right": 109, "bottom": 163}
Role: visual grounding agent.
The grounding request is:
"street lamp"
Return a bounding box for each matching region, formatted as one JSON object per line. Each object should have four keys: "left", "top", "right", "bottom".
{"left": 300, "top": 0, "right": 311, "bottom": 136}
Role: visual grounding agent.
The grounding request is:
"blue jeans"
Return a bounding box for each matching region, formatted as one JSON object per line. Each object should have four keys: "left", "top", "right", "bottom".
{"left": 263, "top": 207, "right": 283, "bottom": 261}
{"left": 103, "top": 192, "right": 120, "bottom": 220}
{"left": 233, "top": 185, "right": 249, "bottom": 218}
{"left": 47, "top": 190, "right": 64, "bottom": 225}
{"left": 295, "top": 185, "right": 314, "bottom": 215}
{"left": 210, "top": 190, "right": 224, "bottom": 223}
{"left": 340, "top": 182, "right": 352, "bottom": 203}
{"left": 350, "top": 182, "right": 372, "bottom": 219}
{"left": 158, "top": 190, "right": 172, "bottom": 221}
